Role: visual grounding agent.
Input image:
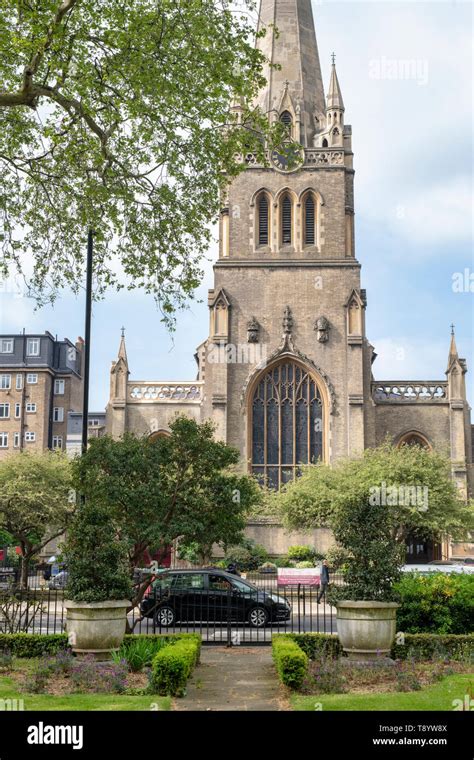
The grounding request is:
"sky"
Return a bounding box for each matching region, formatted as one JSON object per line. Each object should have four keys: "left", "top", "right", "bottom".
{"left": 0, "top": 0, "right": 472, "bottom": 410}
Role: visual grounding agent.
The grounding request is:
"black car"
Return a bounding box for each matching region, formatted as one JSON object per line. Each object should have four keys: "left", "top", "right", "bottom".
{"left": 140, "top": 569, "right": 291, "bottom": 629}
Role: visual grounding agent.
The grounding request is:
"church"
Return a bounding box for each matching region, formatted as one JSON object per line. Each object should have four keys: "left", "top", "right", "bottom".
{"left": 106, "top": 0, "right": 473, "bottom": 562}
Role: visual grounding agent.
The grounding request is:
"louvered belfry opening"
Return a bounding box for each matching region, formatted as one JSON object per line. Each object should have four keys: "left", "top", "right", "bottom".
{"left": 281, "top": 194, "right": 292, "bottom": 244}
{"left": 304, "top": 194, "right": 315, "bottom": 245}
{"left": 280, "top": 110, "right": 293, "bottom": 131}
{"left": 258, "top": 194, "right": 269, "bottom": 246}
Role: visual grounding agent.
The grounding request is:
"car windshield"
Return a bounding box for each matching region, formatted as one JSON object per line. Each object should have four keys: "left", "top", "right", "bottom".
{"left": 230, "top": 578, "right": 257, "bottom": 593}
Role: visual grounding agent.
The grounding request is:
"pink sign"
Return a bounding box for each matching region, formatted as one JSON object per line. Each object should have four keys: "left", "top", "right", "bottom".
{"left": 277, "top": 568, "right": 321, "bottom": 586}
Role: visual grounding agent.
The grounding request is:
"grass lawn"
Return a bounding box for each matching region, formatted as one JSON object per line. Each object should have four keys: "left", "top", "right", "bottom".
{"left": 0, "top": 672, "right": 171, "bottom": 712}
{"left": 291, "top": 674, "right": 474, "bottom": 711}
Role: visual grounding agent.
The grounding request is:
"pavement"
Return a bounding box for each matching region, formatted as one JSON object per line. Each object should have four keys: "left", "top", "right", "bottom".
{"left": 174, "top": 646, "right": 288, "bottom": 711}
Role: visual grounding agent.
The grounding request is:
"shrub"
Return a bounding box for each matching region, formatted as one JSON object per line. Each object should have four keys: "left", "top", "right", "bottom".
{"left": 287, "top": 633, "right": 343, "bottom": 661}
{"left": 0, "top": 649, "right": 13, "bottom": 672}
{"left": 286, "top": 546, "right": 318, "bottom": 563}
{"left": 70, "top": 656, "right": 128, "bottom": 694}
{"left": 272, "top": 635, "right": 309, "bottom": 689}
{"left": 0, "top": 633, "right": 69, "bottom": 657}
{"left": 224, "top": 540, "right": 269, "bottom": 571}
{"left": 64, "top": 501, "right": 132, "bottom": 604}
{"left": 149, "top": 635, "right": 201, "bottom": 696}
{"left": 394, "top": 572, "right": 474, "bottom": 634}
{"left": 325, "top": 545, "right": 352, "bottom": 572}
{"left": 391, "top": 633, "right": 474, "bottom": 662}
{"left": 114, "top": 636, "right": 169, "bottom": 672}
{"left": 394, "top": 660, "right": 422, "bottom": 692}
{"left": 306, "top": 656, "right": 347, "bottom": 694}
{"left": 295, "top": 561, "right": 315, "bottom": 569}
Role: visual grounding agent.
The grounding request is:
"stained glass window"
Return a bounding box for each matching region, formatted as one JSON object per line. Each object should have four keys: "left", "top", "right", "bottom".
{"left": 251, "top": 361, "right": 324, "bottom": 489}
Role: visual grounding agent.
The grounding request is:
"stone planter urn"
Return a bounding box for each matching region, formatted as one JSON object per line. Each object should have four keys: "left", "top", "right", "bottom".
{"left": 64, "top": 599, "right": 129, "bottom": 660}
{"left": 336, "top": 600, "right": 399, "bottom": 662}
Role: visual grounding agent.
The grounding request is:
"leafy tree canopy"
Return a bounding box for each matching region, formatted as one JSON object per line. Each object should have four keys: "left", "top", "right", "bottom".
{"left": 0, "top": 0, "right": 284, "bottom": 323}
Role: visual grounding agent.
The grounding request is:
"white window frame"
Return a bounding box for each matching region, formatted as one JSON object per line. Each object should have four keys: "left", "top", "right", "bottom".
{"left": 16, "top": 374, "right": 23, "bottom": 390}
{"left": 54, "top": 379, "right": 65, "bottom": 395}
{"left": 0, "top": 339, "right": 14, "bottom": 354}
{"left": 0, "top": 374, "right": 11, "bottom": 390}
{"left": 0, "top": 403, "right": 10, "bottom": 419}
{"left": 25, "top": 402, "right": 36, "bottom": 413}
{"left": 14, "top": 403, "right": 21, "bottom": 418}
{"left": 53, "top": 407, "right": 64, "bottom": 423}
{"left": 0, "top": 432, "right": 8, "bottom": 448}
{"left": 13, "top": 432, "right": 20, "bottom": 448}
{"left": 26, "top": 373, "right": 38, "bottom": 384}
{"left": 24, "top": 431, "right": 36, "bottom": 443}
{"left": 52, "top": 436, "right": 63, "bottom": 449}
{"left": 26, "top": 338, "right": 40, "bottom": 357}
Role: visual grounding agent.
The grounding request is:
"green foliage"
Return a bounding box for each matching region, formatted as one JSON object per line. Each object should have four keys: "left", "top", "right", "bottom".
{"left": 114, "top": 636, "right": 169, "bottom": 672}
{"left": 276, "top": 443, "right": 474, "bottom": 544}
{"left": 391, "top": 634, "right": 474, "bottom": 662}
{"left": 149, "top": 635, "right": 201, "bottom": 696}
{"left": 0, "top": 0, "right": 288, "bottom": 323}
{"left": 286, "top": 545, "right": 319, "bottom": 563}
{"left": 395, "top": 573, "right": 474, "bottom": 634}
{"left": 0, "top": 450, "right": 73, "bottom": 587}
{"left": 0, "top": 634, "right": 68, "bottom": 658}
{"left": 272, "top": 635, "right": 309, "bottom": 689}
{"left": 325, "top": 545, "right": 352, "bottom": 572}
{"left": 64, "top": 501, "right": 132, "bottom": 603}
{"left": 224, "top": 539, "right": 269, "bottom": 571}
{"left": 295, "top": 561, "right": 315, "bottom": 569}
{"left": 74, "top": 418, "right": 260, "bottom": 573}
{"left": 286, "top": 633, "right": 343, "bottom": 661}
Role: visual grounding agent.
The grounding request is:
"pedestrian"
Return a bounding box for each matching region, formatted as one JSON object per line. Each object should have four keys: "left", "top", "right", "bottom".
{"left": 317, "top": 559, "right": 330, "bottom": 603}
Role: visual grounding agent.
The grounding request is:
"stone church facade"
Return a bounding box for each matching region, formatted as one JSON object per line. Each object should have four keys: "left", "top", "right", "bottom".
{"left": 106, "top": 0, "right": 473, "bottom": 561}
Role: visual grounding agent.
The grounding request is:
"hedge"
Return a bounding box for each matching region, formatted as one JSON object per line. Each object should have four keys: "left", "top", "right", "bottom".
{"left": 149, "top": 634, "right": 201, "bottom": 696}
{"left": 287, "top": 633, "right": 342, "bottom": 660}
{"left": 272, "top": 635, "right": 309, "bottom": 689}
{"left": 394, "top": 573, "right": 474, "bottom": 634}
{"left": 391, "top": 634, "right": 474, "bottom": 662}
{"left": 0, "top": 634, "right": 69, "bottom": 657}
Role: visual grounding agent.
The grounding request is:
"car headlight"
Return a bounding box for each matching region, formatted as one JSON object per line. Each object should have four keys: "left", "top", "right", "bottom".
{"left": 269, "top": 593, "right": 288, "bottom": 605}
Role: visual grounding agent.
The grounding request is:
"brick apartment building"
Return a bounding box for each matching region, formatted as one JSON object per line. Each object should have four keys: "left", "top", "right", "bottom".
{"left": 0, "top": 331, "right": 84, "bottom": 456}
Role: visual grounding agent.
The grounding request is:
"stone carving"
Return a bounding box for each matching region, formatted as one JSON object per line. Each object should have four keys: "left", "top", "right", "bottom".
{"left": 314, "top": 316, "right": 330, "bottom": 343}
{"left": 372, "top": 383, "right": 447, "bottom": 403}
{"left": 306, "top": 150, "right": 344, "bottom": 166}
{"left": 282, "top": 305, "right": 293, "bottom": 334}
{"left": 247, "top": 316, "right": 260, "bottom": 343}
{"left": 130, "top": 384, "right": 201, "bottom": 401}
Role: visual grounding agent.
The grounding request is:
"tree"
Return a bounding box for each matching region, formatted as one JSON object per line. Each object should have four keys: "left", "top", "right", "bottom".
{"left": 276, "top": 442, "right": 474, "bottom": 549}
{"left": 0, "top": 450, "right": 74, "bottom": 588}
{"left": 73, "top": 416, "right": 261, "bottom": 615}
{"left": 0, "top": 0, "right": 284, "bottom": 322}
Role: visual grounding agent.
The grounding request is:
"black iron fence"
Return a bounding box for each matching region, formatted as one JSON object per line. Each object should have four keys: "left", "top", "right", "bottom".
{"left": 1, "top": 570, "right": 345, "bottom": 644}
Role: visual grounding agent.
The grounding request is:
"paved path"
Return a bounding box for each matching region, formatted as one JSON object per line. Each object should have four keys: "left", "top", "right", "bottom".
{"left": 174, "top": 647, "right": 288, "bottom": 711}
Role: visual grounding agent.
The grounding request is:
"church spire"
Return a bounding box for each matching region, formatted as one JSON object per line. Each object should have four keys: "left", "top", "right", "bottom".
{"left": 447, "top": 324, "right": 459, "bottom": 371}
{"left": 327, "top": 57, "right": 345, "bottom": 111}
{"left": 255, "top": 0, "right": 326, "bottom": 146}
{"left": 118, "top": 326, "right": 128, "bottom": 365}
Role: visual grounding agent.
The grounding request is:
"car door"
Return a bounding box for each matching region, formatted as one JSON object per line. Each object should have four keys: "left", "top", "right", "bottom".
{"left": 172, "top": 573, "right": 206, "bottom": 623}
{"left": 207, "top": 574, "right": 234, "bottom": 621}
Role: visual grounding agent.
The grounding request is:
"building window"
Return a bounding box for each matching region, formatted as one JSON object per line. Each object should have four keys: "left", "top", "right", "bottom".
{"left": 53, "top": 407, "right": 64, "bottom": 422}
{"left": 13, "top": 432, "right": 20, "bottom": 448}
{"left": 0, "top": 374, "right": 11, "bottom": 390}
{"left": 250, "top": 360, "right": 324, "bottom": 490}
{"left": 26, "top": 402, "right": 36, "bottom": 413}
{"left": 0, "top": 433, "right": 8, "bottom": 448}
{"left": 257, "top": 194, "right": 269, "bottom": 246}
{"left": 397, "top": 432, "right": 431, "bottom": 450}
{"left": 281, "top": 194, "right": 292, "bottom": 245}
{"left": 322, "top": 138, "right": 328, "bottom": 148}
{"left": 16, "top": 374, "right": 23, "bottom": 390}
{"left": 52, "top": 436, "right": 63, "bottom": 450}
{"left": 26, "top": 373, "right": 38, "bottom": 384}
{"left": 54, "top": 379, "right": 65, "bottom": 395}
{"left": 0, "top": 339, "right": 13, "bottom": 353}
{"left": 304, "top": 194, "right": 315, "bottom": 245}
{"left": 26, "top": 338, "right": 40, "bottom": 356}
{"left": 280, "top": 110, "right": 293, "bottom": 130}
{"left": 0, "top": 403, "right": 10, "bottom": 418}
{"left": 14, "top": 403, "right": 20, "bottom": 418}
{"left": 24, "top": 431, "right": 36, "bottom": 442}
{"left": 90, "top": 419, "right": 100, "bottom": 427}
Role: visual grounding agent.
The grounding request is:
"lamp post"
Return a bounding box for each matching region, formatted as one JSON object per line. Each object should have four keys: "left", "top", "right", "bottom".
{"left": 82, "top": 228, "right": 94, "bottom": 453}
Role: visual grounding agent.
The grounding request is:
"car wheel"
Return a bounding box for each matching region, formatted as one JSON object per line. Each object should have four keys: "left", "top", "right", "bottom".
{"left": 248, "top": 606, "right": 268, "bottom": 628}
{"left": 155, "top": 606, "right": 175, "bottom": 628}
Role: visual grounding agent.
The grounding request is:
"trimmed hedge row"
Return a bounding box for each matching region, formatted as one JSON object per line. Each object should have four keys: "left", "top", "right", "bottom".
{"left": 392, "top": 634, "right": 474, "bottom": 662}
{"left": 287, "top": 633, "right": 342, "bottom": 660}
{"left": 272, "top": 635, "right": 309, "bottom": 689}
{"left": 0, "top": 634, "right": 69, "bottom": 657}
{"left": 149, "top": 634, "right": 201, "bottom": 696}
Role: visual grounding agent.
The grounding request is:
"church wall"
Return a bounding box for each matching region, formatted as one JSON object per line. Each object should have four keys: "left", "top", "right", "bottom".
{"left": 373, "top": 405, "right": 451, "bottom": 453}
{"left": 124, "top": 402, "right": 201, "bottom": 437}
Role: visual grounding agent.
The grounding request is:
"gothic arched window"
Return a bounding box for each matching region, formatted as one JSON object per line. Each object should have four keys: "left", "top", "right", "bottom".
{"left": 250, "top": 360, "right": 324, "bottom": 489}
{"left": 280, "top": 110, "right": 293, "bottom": 130}
{"left": 281, "top": 194, "right": 292, "bottom": 244}
{"left": 397, "top": 432, "right": 431, "bottom": 450}
{"left": 257, "top": 193, "right": 269, "bottom": 246}
{"left": 322, "top": 138, "right": 328, "bottom": 148}
{"left": 304, "top": 194, "right": 315, "bottom": 246}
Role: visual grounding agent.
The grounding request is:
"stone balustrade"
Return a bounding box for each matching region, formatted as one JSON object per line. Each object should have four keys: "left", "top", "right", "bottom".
{"left": 129, "top": 382, "right": 203, "bottom": 402}
{"left": 371, "top": 382, "right": 448, "bottom": 403}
